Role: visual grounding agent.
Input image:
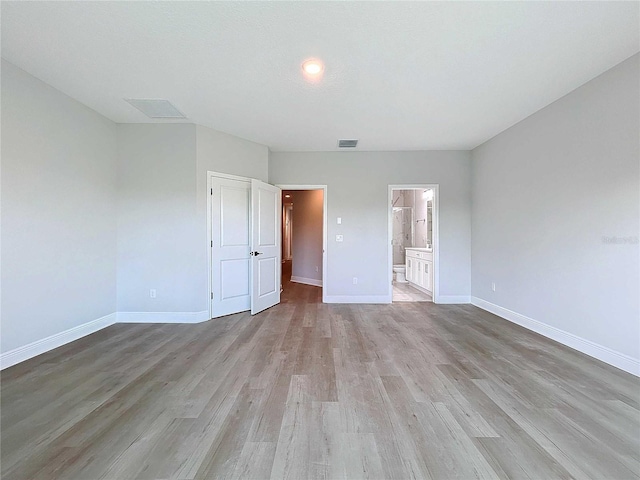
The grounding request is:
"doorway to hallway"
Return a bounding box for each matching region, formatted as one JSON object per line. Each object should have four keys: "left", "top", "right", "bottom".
{"left": 278, "top": 185, "right": 327, "bottom": 302}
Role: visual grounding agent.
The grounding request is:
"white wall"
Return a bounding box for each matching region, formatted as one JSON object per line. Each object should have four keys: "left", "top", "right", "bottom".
{"left": 269, "top": 151, "right": 471, "bottom": 302}
{"left": 471, "top": 53, "right": 640, "bottom": 369}
{"left": 1, "top": 60, "right": 118, "bottom": 353}
{"left": 196, "top": 125, "right": 268, "bottom": 184}
{"left": 195, "top": 125, "right": 269, "bottom": 311}
{"left": 116, "top": 124, "right": 200, "bottom": 314}
{"left": 116, "top": 123, "right": 269, "bottom": 316}
{"left": 291, "top": 190, "right": 324, "bottom": 284}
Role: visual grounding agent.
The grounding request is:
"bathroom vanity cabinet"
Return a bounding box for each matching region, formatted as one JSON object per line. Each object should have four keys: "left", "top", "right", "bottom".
{"left": 405, "top": 248, "right": 433, "bottom": 294}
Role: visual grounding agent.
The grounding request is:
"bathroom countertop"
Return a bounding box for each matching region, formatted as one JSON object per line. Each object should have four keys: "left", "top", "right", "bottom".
{"left": 405, "top": 247, "right": 433, "bottom": 252}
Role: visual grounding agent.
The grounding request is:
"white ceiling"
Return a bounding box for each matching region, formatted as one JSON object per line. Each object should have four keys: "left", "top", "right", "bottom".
{"left": 2, "top": 1, "right": 638, "bottom": 151}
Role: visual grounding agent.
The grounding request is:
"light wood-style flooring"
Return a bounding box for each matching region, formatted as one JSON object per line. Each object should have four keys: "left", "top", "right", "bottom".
{"left": 2, "top": 280, "right": 639, "bottom": 479}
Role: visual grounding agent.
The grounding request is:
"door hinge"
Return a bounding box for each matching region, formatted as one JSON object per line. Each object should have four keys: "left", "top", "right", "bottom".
{"left": 211, "top": 292, "right": 214, "bottom": 299}
{"left": 211, "top": 240, "right": 213, "bottom": 247}
{"left": 211, "top": 188, "right": 213, "bottom": 195}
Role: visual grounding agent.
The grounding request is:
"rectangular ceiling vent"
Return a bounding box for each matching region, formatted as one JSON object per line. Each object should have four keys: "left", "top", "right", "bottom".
{"left": 338, "top": 139, "right": 358, "bottom": 148}
{"left": 124, "top": 98, "right": 187, "bottom": 119}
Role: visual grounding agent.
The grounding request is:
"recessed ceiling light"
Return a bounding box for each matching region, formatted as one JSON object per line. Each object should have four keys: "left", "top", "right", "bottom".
{"left": 285, "top": 194, "right": 291, "bottom": 198}
{"left": 302, "top": 59, "right": 324, "bottom": 76}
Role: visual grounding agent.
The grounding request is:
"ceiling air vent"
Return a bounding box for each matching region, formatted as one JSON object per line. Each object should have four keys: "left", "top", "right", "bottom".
{"left": 338, "top": 139, "right": 358, "bottom": 148}
{"left": 124, "top": 98, "right": 187, "bottom": 119}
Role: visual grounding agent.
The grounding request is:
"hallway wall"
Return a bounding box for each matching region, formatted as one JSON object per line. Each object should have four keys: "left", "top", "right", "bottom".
{"left": 290, "top": 190, "right": 324, "bottom": 287}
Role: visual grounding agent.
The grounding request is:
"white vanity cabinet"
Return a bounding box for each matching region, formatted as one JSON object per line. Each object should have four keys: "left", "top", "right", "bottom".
{"left": 405, "top": 248, "right": 433, "bottom": 294}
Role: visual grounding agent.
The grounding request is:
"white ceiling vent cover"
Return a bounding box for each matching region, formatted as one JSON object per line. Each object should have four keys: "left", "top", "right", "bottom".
{"left": 124, "top": 98, "right": 187, "bottom": 119}
{"left": 338, "top": 139, "right": 358, "bottom": 148}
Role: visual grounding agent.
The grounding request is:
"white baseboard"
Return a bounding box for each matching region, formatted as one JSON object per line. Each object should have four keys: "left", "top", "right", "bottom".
{"left": 435, "top": 295, "right": 471, "bottom": 304}
{"left": 290, "top": 276, "right": 323, "bottom": 287}
{"left": 0, "top": 312, "right": 117, "bottom": 370}
{"left": 324, "top": 295, "right": 391, "bottom": 304}
{"left": 1, "top": 310, "right": 211, "bottom": 369}
{"left": 471, "top": 297, "right": 640, "bottom": 377}
{"left": 117, "top": 311, "right": 210, "bottom": 324}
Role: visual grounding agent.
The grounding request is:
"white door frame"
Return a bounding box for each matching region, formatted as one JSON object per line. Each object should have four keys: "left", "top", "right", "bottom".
{"left": 276, "top": 184, "right": 328, "bottom": 304}
{"left": 387, "top": 184, "right": 440, "bottom": 303}
{"left": 207, "top": 170, "right": 255, "bottom": 319}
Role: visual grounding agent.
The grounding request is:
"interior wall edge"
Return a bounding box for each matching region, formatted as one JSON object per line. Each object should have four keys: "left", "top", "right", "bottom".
{"left": 323, "top": 295, "right": 391, "bottom": 304}
{"left": 290, "top": 276, "right": 323, "bottom": 288}
{"left": 471, "top": 296, "right": 640, "bottom": 376}
{"left": 0, "top": 309, "right": 215, "bottom": 369}
{"left": 435, "top": 295, "right": 471, "bottom": 304}
{"left": 4, "top": 297, "right": 638, "bottom": 375}
{"left": 117, "top": 311, "right": 210, "bottom": 324}
{"left": 0, "top": 312, "right": 118, "bottom": 370}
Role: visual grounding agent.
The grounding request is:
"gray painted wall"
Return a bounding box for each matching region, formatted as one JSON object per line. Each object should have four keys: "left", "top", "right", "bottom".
{"left": 116, "top": 123, "right": 269, "bottom": 314}
{"left": 116, "top": 124, "right": 199, "bottom": 313}
{"left": 291, "top": 190, "right": 324, "bottom": 283}
{"left": 269, "top": 151, "right": 472, "bottom": 301}
{"left": 196, "top": 125, "right": 268, "bottom": 184}
{"left": 471, "top": 53, "right": 639, "bottom": 361}
{"left": 195, "top": 125, "right": 270, "bottom": 311}
{"left": 1, "top": 60, "right": 118, "bottom": 352}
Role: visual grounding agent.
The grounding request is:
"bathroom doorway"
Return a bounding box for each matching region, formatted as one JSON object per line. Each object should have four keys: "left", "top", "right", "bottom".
{"left": 388, "top": 185, "right": 439, "bottom": 303}
{"left": 278, "top": 185, "right": 328, "bottom": 303}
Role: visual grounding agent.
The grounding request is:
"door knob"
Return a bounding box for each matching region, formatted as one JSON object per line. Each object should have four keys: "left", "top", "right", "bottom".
{"left": 251, "top": 251, "right": 263, "bottom": 256}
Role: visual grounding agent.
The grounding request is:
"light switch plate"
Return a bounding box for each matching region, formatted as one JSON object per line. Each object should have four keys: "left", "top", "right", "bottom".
{"left": 337, "top": 217, "right": 342, "bottom": 224}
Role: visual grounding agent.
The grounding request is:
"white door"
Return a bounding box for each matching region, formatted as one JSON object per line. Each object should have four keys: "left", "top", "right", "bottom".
{"left": 211, "top": 176, "right": 251, "bottom": 317}
{"left": 250, "top": 179, "right": 282, "bottom": 314}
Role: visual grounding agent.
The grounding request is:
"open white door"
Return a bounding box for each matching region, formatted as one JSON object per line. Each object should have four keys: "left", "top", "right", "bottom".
{"left": 211, "top": 175, "right": 251, "bottom": 317}
{"left": 250, "top": 179, "right": 282, "bottom": 314}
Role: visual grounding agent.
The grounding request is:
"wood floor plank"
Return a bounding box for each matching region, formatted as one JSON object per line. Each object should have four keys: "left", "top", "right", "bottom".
{"left": 231, "top": 441, "right": 277, "bottom": 480}
{"left": 338, "top": 433, "right": 385, "bottom": 480}
{"left": 269, "top": 375, "right": 314, "bottom": 479}
{"left": 2, "top": 277, "right": 638, "bottom": 479}
{"left": 308, "top": 401, "right": 343, "bottom": 480}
